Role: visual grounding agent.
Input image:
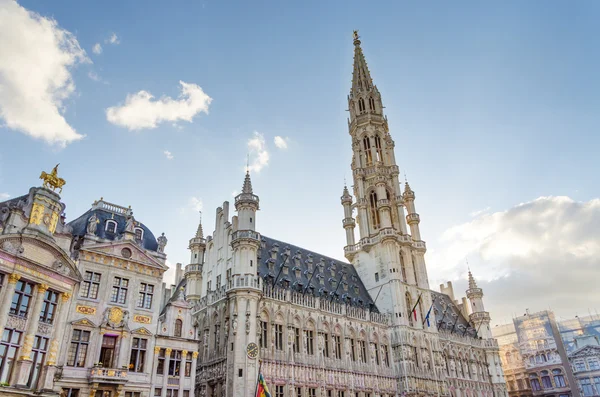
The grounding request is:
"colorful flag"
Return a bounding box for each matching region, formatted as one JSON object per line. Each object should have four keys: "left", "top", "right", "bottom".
{"left": 410, "top": 293, "right": 422, "bottom": 321}
{"left": 256, "top": 373, "right": 271, "bottom": 397}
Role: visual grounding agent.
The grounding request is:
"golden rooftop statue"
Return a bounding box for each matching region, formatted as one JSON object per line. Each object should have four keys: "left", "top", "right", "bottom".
{"left": 40, "top": 164, "right": 66, "bottom": 193}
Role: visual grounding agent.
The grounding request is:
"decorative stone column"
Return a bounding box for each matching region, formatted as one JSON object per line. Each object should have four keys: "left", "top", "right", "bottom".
{"left": 163, "top": 348, "right": 172, "bottom": 393}
{"left": 118, "top": 333, "right": 131, "bottom": 369}
{"left": 38, "top": 292, "right": 71, "bottom": 392}
{"left": 14, "top": 283, "right": 48, "bottom": 388}
{"left": 0, "top": 274, "right": 21, "bottom": 337}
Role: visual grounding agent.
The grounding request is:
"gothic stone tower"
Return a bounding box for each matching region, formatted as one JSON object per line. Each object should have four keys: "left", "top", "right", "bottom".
{"left": 343, "top": 31, "right": 434, "bottom": 330}
{"left": 342, "top": 31, "right": 446, "bottom": 395}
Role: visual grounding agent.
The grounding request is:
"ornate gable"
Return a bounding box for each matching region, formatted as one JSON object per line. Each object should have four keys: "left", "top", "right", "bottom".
{"left": 569, "top": 345, "right": 600, "bottom": 359}
{"left": 71, "top": 318, "right": 98, "bottom": 328}
{"left": 80, "top": 241, "right": 167, "bottom": 277}
{"left": 131, "top": 327, "right": 153, "bottom": 336}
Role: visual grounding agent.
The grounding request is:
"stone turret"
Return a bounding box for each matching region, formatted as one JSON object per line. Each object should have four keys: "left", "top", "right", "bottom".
{"left": 466, "top": 270, "right": 492, "bottom": 339}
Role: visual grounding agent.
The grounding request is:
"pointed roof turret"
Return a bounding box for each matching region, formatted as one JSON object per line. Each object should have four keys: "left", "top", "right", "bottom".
{"left": 235, "top": 170, "right": 259, "bottom": 210}
{"left": 351, "top": 30, "right": 374, "bottom": 94}
{"left": 468, "top": 270, "right": 478, "bottom": 290}
{"left": 341, "top": 183, "right": 352, "bottom": 205}
{"left": 242, "top": 170, "right": 253, "bottom": 194}
{"left": 195, "top": 221, "right": 204, "bottom": 239}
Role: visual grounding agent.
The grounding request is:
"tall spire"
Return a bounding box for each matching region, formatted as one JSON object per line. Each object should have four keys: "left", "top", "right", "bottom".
{"left": 242, "top": 171, "right": 253, "bottom": 194}
{"left": 351, "top": 30, "right": 374, "bottom": 94}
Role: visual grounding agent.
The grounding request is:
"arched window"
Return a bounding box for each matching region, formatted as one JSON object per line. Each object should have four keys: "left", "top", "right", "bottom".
{"left": 405, "top": 293, "right": 413, "bottom": 326}
{"left": 363, "top": 137, "right": 372, "bottom": 166}
{"left": 369, "top": 191, "right": 380, "bottom": 229}
{"left": 174, "top": 319, "right": 183, "bottom": 337}
{"left": 399, "top": 251, "right": 407, "bottom": 282}
{"left": 369, "top": 97, "right": 376, "bottom": 111}
{"left": 358, "top": 98, "right": 365, "bottom": 112}
{"left": 412, "top": 253, "right": 419, "bottom": 285}
{"left": 134, "top": 227, "right": 144, "bottom": 241}
{"left": 553, "top": 369, "right": 566, "bottom": 387}
{"left": 105, "top": 220, "right": 117, "bottom": 234}
{"left": 374, "top": 134, "right": 383, "bottom": 162}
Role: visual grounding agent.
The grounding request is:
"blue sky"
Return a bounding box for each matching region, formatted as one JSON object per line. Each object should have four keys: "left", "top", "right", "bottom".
{"left": 1, "top": 0, "right": 599, "bottom": 323}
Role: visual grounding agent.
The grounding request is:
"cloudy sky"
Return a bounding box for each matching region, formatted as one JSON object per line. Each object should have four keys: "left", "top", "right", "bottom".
{"left": 1, "top": 0, "right": 599, "bottom": 325}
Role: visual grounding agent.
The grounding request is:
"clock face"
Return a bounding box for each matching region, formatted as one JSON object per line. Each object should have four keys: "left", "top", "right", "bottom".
{"left": 247, "top": 342, "right": 259, "bottom": 359}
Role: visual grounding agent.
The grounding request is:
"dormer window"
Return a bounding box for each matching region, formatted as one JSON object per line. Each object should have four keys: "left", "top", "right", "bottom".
{"left": 369, "top": 97, "right": 376, "bottom": 111}
{"left": 134, "top": 227, "right": 144, "bottom": 241}
{"left": 358, "top": 98, "right": 365, "bottom": 112}
{"left": 105, "top": 220, "right": 117, "bottom": 234}
{"left": 174, "top": 319, "right": 182, "bottom": 337}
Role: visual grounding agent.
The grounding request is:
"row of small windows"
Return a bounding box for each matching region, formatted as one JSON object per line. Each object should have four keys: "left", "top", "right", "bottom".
{"left": 529, "top": 369, "right": 567, "bottom": 391}
{"left": 275, "top": 387, "right": 390, "bottom": 397}
{"left": 80, "top": 271, "right": 154, "bottom": 309}
{"left": 258, "top": 322, "right": 390, "bottom": 366}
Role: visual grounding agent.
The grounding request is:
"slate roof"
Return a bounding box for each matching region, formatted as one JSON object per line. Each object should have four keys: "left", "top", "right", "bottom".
{"left": 258, "top": 236, "right": 378, "bottom": 312}
{"left": 431, "top": 290, "right": 478, "bottom": 338}
{"left": 68, "top": 208, "right": 159, "bottom": 252}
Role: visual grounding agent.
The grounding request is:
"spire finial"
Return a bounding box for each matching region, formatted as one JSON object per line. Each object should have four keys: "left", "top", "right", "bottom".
{"left": 195, "top": 210, "right": 204, "bottom": 239}
{"left": 353, "top": 30, "right": 360, "bottom": 45}
{"left": 246, "top": 153, "right": 250, "bottom": 173}
{"left": 242, "top": 170, "right": 253, "bottom": 194}
{"left": 468, "top": 268, "right": 478, "bottom": 290}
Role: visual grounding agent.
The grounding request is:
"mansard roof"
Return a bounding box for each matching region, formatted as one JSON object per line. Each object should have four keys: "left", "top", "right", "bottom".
{"left": 258, "top": 236, "right": 377, "bottom": 312}
{"left": 68, "top": 201, "right": 159, "bottom": 252}
{"left": 431, "top": 290, "right": 478, "bottom": 338}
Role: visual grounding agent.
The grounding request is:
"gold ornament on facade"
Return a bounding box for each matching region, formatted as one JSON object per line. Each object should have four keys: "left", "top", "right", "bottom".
{"left": 37, "top": 284, "right": 49, "bottom": 294}
{"left": 39, "top": 164, "right": 66, "bottom": 193}
{"left": 61, "top": 292, "right": 71, "bottom": 302}
{"left": 29, "top": 203, "right": 44, "bottom": 225}
{"left": 76, "top": 305, "right": 96, "bottom": 315}
{"left": 133, "top": 314, "right": 151, "bottom": 324}
{"left": 8, "top": 273, "right": 21, "bottom": 284}
{"left": 182, "top": 350, "right": 188, "bottom": 357}
{"left": 165, "top": 348, "right": 172, "bottom": 355}
{"left": 108, "top": 307, "right": 124, "bottom": 325}
{"left": 49, "top": 211, "right": 59, "bottom": 233}
{"left": 192, "top": 351, "right": 199, "bottom": 359}
{"left": 154, "top": 346, "right": 161, "bottom": 354}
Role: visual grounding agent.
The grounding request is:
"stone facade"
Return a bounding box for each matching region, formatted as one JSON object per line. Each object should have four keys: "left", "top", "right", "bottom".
{"left": 0, "top": 171, "right": 198, "bottom": 397}
{"left": 569, "top": 337, "right": 600, "bottom": 397}
{"left": 186, "top": 33, "right": 507, "bottom": 397}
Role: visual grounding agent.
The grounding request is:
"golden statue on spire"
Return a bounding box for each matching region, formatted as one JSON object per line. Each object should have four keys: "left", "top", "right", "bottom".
{"left": 40, "top": 164, "right": 66, "bottom": 193}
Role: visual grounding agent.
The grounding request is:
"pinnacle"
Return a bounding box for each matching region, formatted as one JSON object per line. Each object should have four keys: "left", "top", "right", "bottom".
{"left": 351, "top": 32, "right": 373, "bottom": 94}
{"left": 242, "top": 171, "right": 253, "bottom": 194}
{"left": 195, "top": 222, "right": 204, "bottom": 239}
{"left": 468, "top": 270, "right": 478, "bottom": 290}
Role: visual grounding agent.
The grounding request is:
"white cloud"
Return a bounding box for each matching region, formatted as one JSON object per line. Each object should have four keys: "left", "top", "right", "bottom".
{"left": 469, "top": 206, "right": 490, "bottom": 217}
{"left": 107, "top": 33, "right": 119, "bottom": 45}
{"left": 0, "top": 0, "right": 88, "bottom": 146}
{"left": 189, "top": 197, "right": 203, "bottom": 212}
{"left": 106, "top": 81, "right": 212, "bottom": 130}
{"left": 88, "top": 71, "right": 100, "bottom": 82}
{"left": 231, "top": 190, "right": 238, "bottom": 197}
{"left": 274, "top": 136, "right": 288, "bottom": 150}
{"left": 92, "top": 43, "right": 102, "bottom": 54}
{"left": 428, "top": 196, "right": 600, "bottom": 322}
{"left": 247, "top": 131, "right": 269, "bottom": 173}
{"left": 163, "top": 150, "right": 174, "bottom": 160}
{"left": 0, "top": 193, "right": 10, "bottom": 200}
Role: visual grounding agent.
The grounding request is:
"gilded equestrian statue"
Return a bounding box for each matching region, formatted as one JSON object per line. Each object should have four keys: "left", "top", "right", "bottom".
{"left": 40, "top": 164, "right": 66, "bottom": 193}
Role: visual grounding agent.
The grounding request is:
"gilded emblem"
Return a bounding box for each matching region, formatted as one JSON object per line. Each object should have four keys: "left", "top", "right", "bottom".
{"left": 108, "top": 307, "right": 124, "bottom": 326}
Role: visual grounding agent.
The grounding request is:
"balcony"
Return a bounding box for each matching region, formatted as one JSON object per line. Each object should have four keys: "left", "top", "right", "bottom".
{"left": 231, "top": 230, "right": 261, "bottom": 243}
{"left": 89, "top": 367, "right": 128, "bottom": 384}
{"left": 184, "top": 264, "right": 203, "bottom": 274}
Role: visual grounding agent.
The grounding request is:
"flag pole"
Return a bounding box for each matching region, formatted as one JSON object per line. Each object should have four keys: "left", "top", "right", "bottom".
{"left": 254, "top": 359, "right": 262, "bottom": 397}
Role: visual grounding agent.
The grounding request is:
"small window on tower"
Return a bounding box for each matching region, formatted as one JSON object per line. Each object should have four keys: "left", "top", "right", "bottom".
{"left": 369, "top": 97, "right": 376, "bottom": 111}
{"left": 250, "top": 260, "right": 253, "bottom": 267}
{"left": 375, "top": 272, "right": 379, "bottom": 282}
{"left": 250, "top": 217, "right": 253, "bottom": 223}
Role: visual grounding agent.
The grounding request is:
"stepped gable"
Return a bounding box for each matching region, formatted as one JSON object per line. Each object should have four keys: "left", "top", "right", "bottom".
{"left": 258, "top": 236, "right": 378, "bottom": 312}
